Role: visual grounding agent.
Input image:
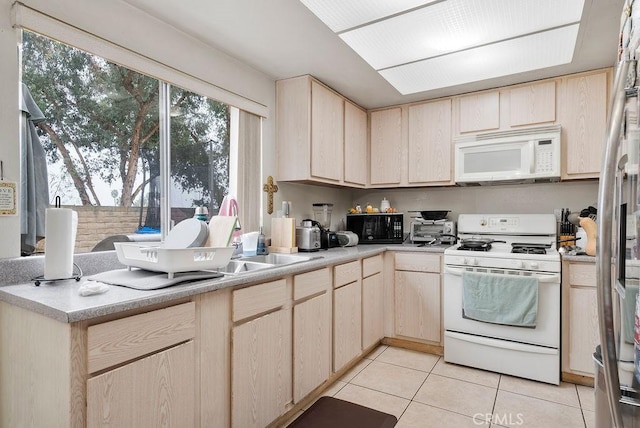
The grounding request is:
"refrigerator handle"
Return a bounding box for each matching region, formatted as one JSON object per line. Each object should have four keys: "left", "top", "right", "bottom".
{"left": 597, "top": 57, "right": 632, "bottom": 428}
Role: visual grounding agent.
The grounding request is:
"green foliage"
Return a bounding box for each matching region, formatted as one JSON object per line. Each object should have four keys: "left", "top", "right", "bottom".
{"left": 22, "top": 31, "right": 230, "bottom": 209}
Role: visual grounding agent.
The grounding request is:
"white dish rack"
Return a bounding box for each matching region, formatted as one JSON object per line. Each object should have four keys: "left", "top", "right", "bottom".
{"left": 114, "top": 243, "right": 234, "bottom": 279}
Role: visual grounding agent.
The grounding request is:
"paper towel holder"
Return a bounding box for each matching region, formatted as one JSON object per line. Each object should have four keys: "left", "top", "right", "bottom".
{"left": 32, "top": 263, "right": 83, "bottom": 286}
{"left": 33, "top": 196, "right": 83, "bottom": 286}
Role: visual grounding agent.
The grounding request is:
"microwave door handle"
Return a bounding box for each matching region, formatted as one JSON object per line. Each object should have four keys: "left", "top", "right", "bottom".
{"left": 529, "top": 141, "right": 536, "bottom": 173}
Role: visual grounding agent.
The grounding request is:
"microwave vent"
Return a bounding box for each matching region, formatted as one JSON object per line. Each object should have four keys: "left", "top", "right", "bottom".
{"left": 455, "top": 124, "right": 562, "bottom": 144}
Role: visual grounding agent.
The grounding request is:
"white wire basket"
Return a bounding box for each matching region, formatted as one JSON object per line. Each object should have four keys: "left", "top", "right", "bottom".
{"left": 114, "top": 243, "right": 234, "bottom": 279}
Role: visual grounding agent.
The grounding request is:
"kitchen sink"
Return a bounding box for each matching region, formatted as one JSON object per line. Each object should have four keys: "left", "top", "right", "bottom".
{"left": 216, "top": 253, "right": 321, "bottom": 276}
{"left": 239, "top": 253, "right": 321, "bottom": 265}
{"left": 216, "top": 260, "right": 273, "bottom": 275}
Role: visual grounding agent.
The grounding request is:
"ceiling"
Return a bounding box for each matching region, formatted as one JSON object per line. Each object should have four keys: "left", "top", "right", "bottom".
{"left": 121, "top": 0, "right": 624, "bottom": 109}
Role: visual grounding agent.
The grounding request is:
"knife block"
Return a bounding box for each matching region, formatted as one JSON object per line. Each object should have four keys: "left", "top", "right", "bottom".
{"left": 269, "top": 218, "right": 298, "bottom": 253}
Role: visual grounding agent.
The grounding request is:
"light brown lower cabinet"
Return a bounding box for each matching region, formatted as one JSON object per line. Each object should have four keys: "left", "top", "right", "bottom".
{"left": 562, "top": 261, "right": 600, "bottom": 377}
{"left": 394, "top": 253, "right": 442, "bottom": 344}
{"left": 232, "top": 308, "right": 293, "bottom": 428}
{"left": 293, "top": 268, "right": 332, "bottom": 403}
{"left": 231, "top": 278, "right": 292, "bottom": 428}
{"left": 362, "top": 255, "right": 384, "bottom": 350}
{"left": 333, "top": 261, "right": 363, "bottom": 372}
{"left": 1, "top": 257, "right": 385, "bottom": 428}
{"left": 333, "top": 280, "right": 363, "bottom": 372}
{"left": 87, "top": 341, "right": 195, "bottom": 427}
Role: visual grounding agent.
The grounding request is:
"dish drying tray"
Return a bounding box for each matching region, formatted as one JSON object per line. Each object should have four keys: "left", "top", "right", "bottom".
{"left": 114, "top": 243, "right": 234, "bottom": 279}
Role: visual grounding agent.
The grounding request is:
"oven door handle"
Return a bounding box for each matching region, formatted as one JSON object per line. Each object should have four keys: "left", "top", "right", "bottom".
{"left": 444, "top": 266, "right": 560, "bottom": 283}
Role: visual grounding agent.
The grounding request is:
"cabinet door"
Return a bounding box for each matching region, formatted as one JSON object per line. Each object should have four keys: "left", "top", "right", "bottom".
{"left": 569, "top": 286, "right": 599, "bottom": 375}
{"left": 458, "top": 91, "right": 500, "bottom": 133}
{"left": 276, "top": 76, "right": 311, "bottom": 181}
{"left": 232, "top": 309, "right": 292, "bottom": 428}
{"left": 395, "top": 271, "right": 441, "bottom": 343}
{"left": 344, "top": 100, "right": 368, "bottom": 186}
{"left": 333, "top": 281, "right": 362, "bottom": 371}
{"left": 509, "top": 81, "right": 556, "bottom": 127}
{"left": 293, "top": 292, "right": 331, "bottom": 402}
{"left": 560, "top": 71, "right": 608, "bottom": 179}
{"left": 370, "top": 108, "right": 402, "bottom": 185}
{"left": 362, "top": 272, "right": 384, "bottom": 350}
{"left": 87, "top": 341, "right": 195, "bottom": 427}
{"left": 311, "top": 81, "right": 344, "bottom": 181}
{"left": 408, "top": 99, "right": 452, "bottom": 184}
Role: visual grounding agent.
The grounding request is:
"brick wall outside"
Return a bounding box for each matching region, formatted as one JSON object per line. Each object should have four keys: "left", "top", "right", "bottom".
{"left": 35, "top": 206, "right": 200, "bottom": 253}
{"left": 35, "top": 206, "right": 149, "bottom": 253}
{"left": 74, "top": 206, "right": 149, "bottom": 253}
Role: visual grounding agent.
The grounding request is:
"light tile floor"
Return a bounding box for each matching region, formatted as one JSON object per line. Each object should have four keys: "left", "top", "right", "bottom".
{"left": 286, "top": 345, "right": 595, "bottom": 427}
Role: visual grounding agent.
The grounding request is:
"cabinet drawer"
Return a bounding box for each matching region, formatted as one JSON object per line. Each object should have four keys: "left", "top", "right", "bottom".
{"left": 233, "top": 279, "right": 288, "bottom": 322}
{"left": 362, "top": 254, "right": 383, "bottom": 278}
{"left": 334, "top": 260, "right": 361, "bottom": 288}
{"left": 294, "top": 268, "right": 331, "bottom": 301}
{"left": 88, "top": 301, "right": 195, "bottom": 374}
{"left": 395, "top": 252, "right": 440, "bottom": 273}
{"left": 569, "top": 263, "right": 596, "bottom": 287}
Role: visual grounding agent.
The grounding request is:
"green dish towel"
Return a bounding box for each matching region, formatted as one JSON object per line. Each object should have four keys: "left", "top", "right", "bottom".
{"left": 462, "top": 271, "right": 539, "bottom": 327}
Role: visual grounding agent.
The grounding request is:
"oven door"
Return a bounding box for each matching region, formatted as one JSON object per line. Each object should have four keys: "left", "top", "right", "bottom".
{"left": 443, "top": 265, "right": 560, "bottom": 348}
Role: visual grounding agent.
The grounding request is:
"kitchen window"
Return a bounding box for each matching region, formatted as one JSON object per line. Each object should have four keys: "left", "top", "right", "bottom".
{"left": 19, "top": 30, "right": 249, "bottom": 255}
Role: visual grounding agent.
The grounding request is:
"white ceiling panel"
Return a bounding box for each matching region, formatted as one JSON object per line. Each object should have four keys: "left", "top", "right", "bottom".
{"left": 120, "top": 0, "right": 622, "bottom": 108}
{"left": 299, "top": 0, "right": 437, "bottom": 32}
{"left": 339, "top": 0, "right": 585, "bottom": 70}
{"left": 380, "top": 24, "right": 580, "bottom": 95}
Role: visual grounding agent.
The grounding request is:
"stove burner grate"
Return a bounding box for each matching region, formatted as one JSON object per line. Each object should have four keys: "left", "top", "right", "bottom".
{"left": 511, "top": 246, "right": 547, "bottom": 255}
{"left": 457, "top": 244, "right": 492, "bottom": 252}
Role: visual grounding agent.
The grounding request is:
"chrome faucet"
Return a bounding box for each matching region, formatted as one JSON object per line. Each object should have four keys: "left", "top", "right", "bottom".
{"left": 232, "top": 204, "right": 241, "bottom": 232}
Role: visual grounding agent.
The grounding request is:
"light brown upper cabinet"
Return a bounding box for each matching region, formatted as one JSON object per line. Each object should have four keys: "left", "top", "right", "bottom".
{"left": 557, "top": 69, "right": 610, "bottom": 179}
{"left": 509, "top": 81, "right": 556, "bottom": 127}
{"left": 408, "top": 99, "right": 453, "bottom": 185}
{"left": 370, "top": 107, "right": 403, "bottom": 186}
{"left": 457, "top": 81, "right": 556, "bottom": 135}
{"left": 276, "top": 76, "right": 343, "bottom": 184}
{"left": 344, "top": 100, "right": 368, "bottom": 186}
{"left": 457, "top": 91, "right": 500, "bottom": 134}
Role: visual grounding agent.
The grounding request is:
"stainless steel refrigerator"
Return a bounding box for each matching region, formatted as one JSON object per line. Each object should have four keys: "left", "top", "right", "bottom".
{"left": 597, "top": 1, "right": 640, "bottom": 426}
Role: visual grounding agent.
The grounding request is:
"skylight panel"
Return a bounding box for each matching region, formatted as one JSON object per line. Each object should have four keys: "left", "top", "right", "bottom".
{"left": 299, "top": 0, "right": 436, "bottom": 32}
{"left": 339, "top": 0, "right": 585, "bottom": 70}
{"left": 379, "top": 24, "right": 580, "bottom": 95}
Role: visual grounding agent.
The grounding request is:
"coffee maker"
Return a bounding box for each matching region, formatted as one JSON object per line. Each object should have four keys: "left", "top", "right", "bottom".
{"left": 313, "top": 203, "right": 339, "bottom": 249}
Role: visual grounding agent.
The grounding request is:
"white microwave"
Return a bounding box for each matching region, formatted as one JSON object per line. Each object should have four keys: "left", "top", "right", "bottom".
{"left": 454, "top": 125, "right": 561, "bottom": 184}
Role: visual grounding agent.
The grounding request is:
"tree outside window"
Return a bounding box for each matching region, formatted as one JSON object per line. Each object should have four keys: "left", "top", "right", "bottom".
{"left": 21, "top": 31, "right": 230, "bottom": 253}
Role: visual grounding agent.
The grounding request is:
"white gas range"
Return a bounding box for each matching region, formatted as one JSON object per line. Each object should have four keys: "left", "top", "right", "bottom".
{"left": 443, "top": 214, "right": 561, "bottom": 385}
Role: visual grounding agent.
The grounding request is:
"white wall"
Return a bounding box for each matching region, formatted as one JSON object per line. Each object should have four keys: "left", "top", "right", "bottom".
{"left": 353, "top": 180, "right": 600, "bottom": 234}
{"left": 0, "top": 0, "right": 21, "bottom": 257}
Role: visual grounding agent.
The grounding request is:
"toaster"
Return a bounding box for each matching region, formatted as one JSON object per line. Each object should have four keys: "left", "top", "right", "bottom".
{"left": 335, "top": 231, "right": 359, "bottom": 247}
{"left": 296, "top": 225, "right": 321, "bottom": 252}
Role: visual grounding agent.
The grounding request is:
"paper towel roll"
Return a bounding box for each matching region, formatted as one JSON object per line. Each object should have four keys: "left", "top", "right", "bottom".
{"left": 44, "top": 207, "right": 78, "bottom": 280}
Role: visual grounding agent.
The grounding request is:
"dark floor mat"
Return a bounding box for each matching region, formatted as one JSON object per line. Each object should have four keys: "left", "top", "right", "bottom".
{"left": 287, "top": 396, "right": 397, "bottom": 428}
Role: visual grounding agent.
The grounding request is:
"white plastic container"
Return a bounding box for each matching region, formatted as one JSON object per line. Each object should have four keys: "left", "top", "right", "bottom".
{"left": 241, "top": 231, "right": 259, "bottom": 256}
{"left": 380, "top": 198, "right": 390, "bottom": 213}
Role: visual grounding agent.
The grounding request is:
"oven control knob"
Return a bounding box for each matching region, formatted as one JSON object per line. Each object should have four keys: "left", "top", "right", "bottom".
{"left": 530, "top": 262, "right": 539, "bottom": 269}
{"left": 471, "top": 258, "right": 478, "bottom": 266}
{"left": 463, "top": 258, "right": 469, "bottom": 265}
